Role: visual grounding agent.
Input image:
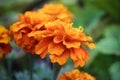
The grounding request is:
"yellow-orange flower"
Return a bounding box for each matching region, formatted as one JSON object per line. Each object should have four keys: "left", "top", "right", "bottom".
{"left": 59, "top": 69, "right": 96, "bottom": 80}
{"left": 10, "top": 11, "right": 58, "bottom": 53}
{"left": 10, "top": 12, "right": 41, "bottom": 53}
{"left": 33, "top": 20, "right": 95, "bottom": 67}
{"left": 37, "top": 4, "right": 73, "bottom": 23}
{"left": 10, "top": 3, "right": 73, "bottom": 53}
{"left": 10, "top": 3, "right": 95, "bottom": 67}
{"left": 0, "top": 25, "right": 12, "bottom": 58}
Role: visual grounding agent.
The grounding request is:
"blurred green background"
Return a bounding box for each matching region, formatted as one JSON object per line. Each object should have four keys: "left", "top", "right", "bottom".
{"left": 0, "top": 0, "right": 120, "bottom": 80}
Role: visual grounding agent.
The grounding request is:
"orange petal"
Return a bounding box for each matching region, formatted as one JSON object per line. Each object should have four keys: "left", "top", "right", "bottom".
{"left": 58, "top": 73, "right": 67, "bottom": 80}
{"left": 48, "top": 42, "right": 65, "bottom": 56}
{"left": 40, "top": 49, "right": 48, "bottom": 59}
{"left": 63, "top": 36, "right": 80, "bottom": 48}
{"left": 0, "top": 34, "right": 10, "bottom": 43}
{"left": 10, "top": 22, "right": 27, "bottom": 32}
{"left": 53, "top": 35, "right": 63, "bottom": 43}
{"left": 0, "top": 43, "right": 12, "bottom": 55}
{"left": 74, "top": 59, "right": 84, "bottom": 67}
{"left": 70, "top": 48, "right": 78, "bottom": 61}
{"left": 28, "top": 31, "right": 41, "bottom": 37}
{"left": 73, "top": 47, "right": 89, "bottom": 67}
{"left": 80, "top": 47, "right": 89, "bottom": 62}
{"left": 35, "top": 38, "right": 51, "bottom": 55}
{"left": 88, "top": 43, "right": 96, "bottom": 49}
{"left": 0, "top": 25, "right": 8, "bottom": 33}
{"left": 50, "top": 50, "right": 69, "bottom": 65}
{"left": 83, "top": 42, "right": 96, "bottom": 49}
{"left": 28, "top": 31, "right": 43, "bottom": 40}
{"left": 73, "top": 48, "right": 84, "bottom": 60}
{"left": 86, "top": 36, "right": 93, "bottom": 41}
{"left": 0, "top": 51, "right": 3, "bottom": 58}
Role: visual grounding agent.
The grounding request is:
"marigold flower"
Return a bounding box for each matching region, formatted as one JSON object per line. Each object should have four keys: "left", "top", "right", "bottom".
{"left": 34, "top": 20, "right": 95, "bottom": 67}
{"left": 10, "top": 12, "right": 40, "bottom": 53}
{"left": 10, "top": 3, "right": 95, "bottom": 67}
{"left": 10, "top": 11, "right": 58, "bottom": 53}
{"left": 37, "top": 4, "right": 73, "bottom": 23}
{"left": 59, "top": 69, "right": 96, "bottom": 80}
{"left": 0, "top": 25, "right": 12, "bottom": 58}
{"left": 10, "top": 3, "right": 73, "bottom": 54}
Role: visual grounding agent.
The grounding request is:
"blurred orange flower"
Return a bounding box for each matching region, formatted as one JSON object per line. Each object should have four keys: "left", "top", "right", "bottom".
{"left": 10, "top": 12, "right": 40, "bottom": 53}
{"left": 37, "top": 4, "right": 73, "bottom": 23}
{"left": 0, "top": 25, "right": 12, "bottom": 58}
{"left": 10, "top": 3, "right": 95, "bottom": 67}
{"left": 34, "top": 20, "right": 95, "bottom": 67}
{"left": 10, "top": 3, "right": 73, "bottom": 54}
{"left": 59, "top": 69, "right": 96, "bottom": 80}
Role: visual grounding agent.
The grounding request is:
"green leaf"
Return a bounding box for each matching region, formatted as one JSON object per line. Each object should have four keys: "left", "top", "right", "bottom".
{"left": 0, "top": 0, "right": 34, "bottom": 6}
{"left": 72, "top": 5, "right": 105, "bottom": 29}
{"left": 84, "top": 0, "right": 120, "bottom": 20}
{"left": 104, "top": 25, "right": 120, "bottom": 38}
{"left": 109, "top": 62, "right": 120, "bottom": 80}
{"left": 61, "top": 0, "right": 78, "bottom": 5}
{"left": 96, "top": 38, "right": 120, "bottom": 55}
{"left": 96, "top": 25, "right": 120, "bottom": 55}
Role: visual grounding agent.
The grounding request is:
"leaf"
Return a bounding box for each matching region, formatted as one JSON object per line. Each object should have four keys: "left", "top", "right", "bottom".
{"left": 72, "top": 5, "right": 105, "bottom": 33}
{"left": 84, "top": 0, "right": 120, "bottom": 20}
{"left": 96, "top": 38, "right": 120, "bottom": 55}
{"left": 104, "top": 25, "right": 120, "bottom": 38}
{"left": 109, "top": 62, "right": 120, "bottom": 80}
{"left": 0, "top": 0, "right": 34, "bottom": 6}
{"left": 96, "top": 25, "right": 120, "bottom": 55}
{"left": 61, "top": 0, "right": 78, "bottom": 5}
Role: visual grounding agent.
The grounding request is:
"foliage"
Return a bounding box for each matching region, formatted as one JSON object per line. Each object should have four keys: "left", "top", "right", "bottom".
{"left": 96, "top": 25, "right": 120, "bottom": 55}
{"left": 109, "top": 62, "right": 120, "bottom": 80}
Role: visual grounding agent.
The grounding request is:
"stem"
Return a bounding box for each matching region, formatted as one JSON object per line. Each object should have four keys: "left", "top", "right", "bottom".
{"left": 28, "top": 54, "right": 34, "bottom": 80}
{"left": 7, "top": 57, "right": 12, "bottom": 80}
{"left": 53, "top": 63, "right": 62, "bottom": 80}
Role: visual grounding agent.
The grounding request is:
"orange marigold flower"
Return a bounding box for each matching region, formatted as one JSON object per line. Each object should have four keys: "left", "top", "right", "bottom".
{"left": 10, "top": 3, "right": 73, "bottom": 54}
{"left": 37, "top": 3, "right": 73, "bottom": 23}
{"left": 59, "top": 69, "right": 96, "bottom": 80}
{"left": 10, "top": 12, "right": 54, "bottom": 53}
{"left": 10, "top": 10, "right": 57, "bottom": 53}
{"left": 0, "top": 25, "right": 12, "bottom": 58}
{"left": 10, "top": 3, "right": 95, "bottom": 67}
{"left": 34, "top": 20, "right": 95, "bottom": 67}
{"left": 10, "top": 12, "right": 40, "bottom": 53}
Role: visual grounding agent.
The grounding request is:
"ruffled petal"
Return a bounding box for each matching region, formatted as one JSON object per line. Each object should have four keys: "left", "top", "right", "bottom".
{"left": 83, "top": 42, "right": 96, "bottom": 49}
{"left": 10, "top": 22, "right": 28, "bottom": 32}
{"left": 63, "top": 36, "right": 80, "bottom": 48}
{"left": 40, "top": 49, "right": 48, "bottom": 59}
{"left": 48, "top": 42, "right": 65, "bottom": 56}
{"left": 74, "top": 59, "right": 84, "bottom": 67}
{"left": 58, "top": 69, "right": 96, "bottom": 80}
{"left": 0, "top": 43, "right": 12, "bottom": 55}
{"left": 70, "top": 48, "right": 78, "bottom": 61}
{"left": 35, "top": 38, "right": 51, "bottom": 55}
{"left": 50, "top": 50, "right": 69, "bottom": 65}
{"left": 73, "top": 47, "right": 90, "bottom": 67}
{"left": 53, "top": 35, "right": 63, "bottom": 43}
{"left": 0, "top": 34, "right": 10, "bottom": 43}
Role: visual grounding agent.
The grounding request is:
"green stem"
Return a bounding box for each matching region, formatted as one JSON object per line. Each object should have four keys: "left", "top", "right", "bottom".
{"left": 28, "top": 54, "right": 34, "bottom": 80}
{"left": 53, "top": 63, "right": 62, "bottom": 80}
{"left": 8, "top": 57, "right": 12, "bottom": 80}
